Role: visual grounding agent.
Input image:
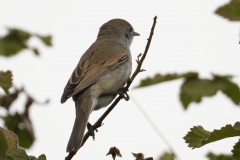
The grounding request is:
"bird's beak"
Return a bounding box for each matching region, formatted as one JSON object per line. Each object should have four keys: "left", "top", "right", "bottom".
{"left": 134, "top": 32, "right": 140, "bottom": 36}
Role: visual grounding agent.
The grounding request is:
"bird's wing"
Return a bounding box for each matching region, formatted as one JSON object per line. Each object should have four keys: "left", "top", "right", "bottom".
{"left": 61, "top": 41, "right": 129, "bottom": 103}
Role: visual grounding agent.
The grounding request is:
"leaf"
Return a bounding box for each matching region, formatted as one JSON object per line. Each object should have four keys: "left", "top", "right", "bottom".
{"left": 135, "top": 72, "right": 198, "bottom": 88}
{"left": 0, "top": 127, "right": 46, "bottom": 160}
{"left": 184, "top": 123, "right": 240, "bottom": 149}
{"left": 0, "top": 28, "right": 52, "bottom": 57}
{"left": 1, "top": 127, "right": 18, "bottom": 150}
{"left": 0, "top": 89, "right": 20, "bottom": 110}
{"left": 212, "top": 74, "right": 240, "bottom": 105}
{"left": 215, "top": 0, "right": 240, "bottom": 21}
{"left": 0, "top": 70, "right": 13, "bottom": 94}
{"left": 232, "top": 139, "right": 240, "bottom": 159}
{"left": 37, "top": 154, "right": 47, "bottom": 160}
{"left": 159, "top": 152, "right": 174, "bottom": 160}
{"left": 206, "top": 152, "right": 235, "bottom": 160}
{"left": 180, "top": 73, "right": 240, "bottom": 109}
{"left": 3, "top": 112, "right": 35, "bottom": 148}
{"left": 136, "top": 72, "right": 240, "bottom": 109}
{"left": 180, "top": 78, "right": 225, "bottom": 109}
{"left": 0, "top": 128, "right": 8, "bottom": 160}
{"left": 0, "top": 28, "right": 31, "bottom": 57}
{"left": 29, "top": 154, "right": 47, "bottom": 160}
{"left": 35, "top": 34, "right": 52, "bottom": 46}
{"left": 183, "top": 126, "right": 211, "bottom": 149}
{"left": 4, "top": 147, "right": 29, "bottom": 160}
{"left": 32, "top": 48, "right": 39, "bottom": 56}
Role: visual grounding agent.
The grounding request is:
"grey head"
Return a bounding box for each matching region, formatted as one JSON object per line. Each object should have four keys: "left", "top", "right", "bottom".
{"left": 97, "top": 18, "right": 140, "bottom": 46}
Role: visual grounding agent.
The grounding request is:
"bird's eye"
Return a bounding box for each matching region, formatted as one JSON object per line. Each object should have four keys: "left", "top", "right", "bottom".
{"left": 129, "top": 27, "right": 133, "bottom": 32}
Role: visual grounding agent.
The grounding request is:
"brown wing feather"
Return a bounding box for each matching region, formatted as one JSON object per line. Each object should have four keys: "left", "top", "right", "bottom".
{"left": 61, "top": 40, "right": 129, "bottom": 103}
{"left": 70, "top": 53, "right": 128, "bottom": 97}
{"left": 61, "top": 59, "right": 89, "bottom": 103}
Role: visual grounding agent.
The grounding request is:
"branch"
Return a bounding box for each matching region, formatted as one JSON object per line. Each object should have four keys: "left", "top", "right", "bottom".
{"left": 65, "top": 16, "right": 157, "bottom": 160}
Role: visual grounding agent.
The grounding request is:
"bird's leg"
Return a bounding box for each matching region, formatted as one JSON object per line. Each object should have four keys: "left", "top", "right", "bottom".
{"left": 87, "top": 122, "right": 97, "bottom": 140}
{"left": 117, "top": 87, "right": 129, "bottom": 101}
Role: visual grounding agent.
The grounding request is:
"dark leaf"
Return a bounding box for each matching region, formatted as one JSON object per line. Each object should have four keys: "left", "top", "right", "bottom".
{"left": 214, "top": 75, "right": 240, "bottom": 105}
{"left": 215, "top": 0, "right": 240, "bottom": 21}
{"left": 3, "top": 112, "right": 35, "bottom": 149}
{"left": 32, "top": 48, "right": 40, "bottom": 56}
{"left": 159, "top": 152, "right": 174, "bottom": 160}
{"left": 184, "top": 123, "right": 240, "bottom": 149}
{"left": 1, "top": 89, "right": 20, "bottom": 109}
{"left": 135, "top": 72, "right": 198, "bottom": 88}
{"left": 0, "top": 128, "right": 8, "bottom": 160}
{"left": 232, "top": 139, "right": 240, "bottom": 159}
{"left": 206, "top": 152, "right": 235, "bottom": 160}
{"left": 180, "top": 78, "right": 225, "bottom": 109}
{"left": 35, "top": 35, "right": 52, "bottom": 46}
{"left": 0, "top": 28, "right": 30, "bottom": 57}
{"left": 0, "top": 28, "right": 52, "bottom": 57}
{"left": 0, "top": 70, "right": 13, "bottom": 94}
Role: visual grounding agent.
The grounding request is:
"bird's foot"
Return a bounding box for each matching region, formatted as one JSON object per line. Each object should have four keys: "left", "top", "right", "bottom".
{"left": 87, "top": 122, "right": 97, "bottom": 140}
{"left": 115, "top": 87, "right": 129, "bottom": 101}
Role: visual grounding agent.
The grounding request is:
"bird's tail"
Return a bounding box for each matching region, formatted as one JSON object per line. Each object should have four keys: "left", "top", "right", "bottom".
{"left": 66, "top": 92, "right": 93, "bottom": 152}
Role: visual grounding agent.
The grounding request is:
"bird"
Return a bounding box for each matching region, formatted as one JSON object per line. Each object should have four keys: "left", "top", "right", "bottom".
{"left": 61, "top": 18, "right": 139, "bottom": 152}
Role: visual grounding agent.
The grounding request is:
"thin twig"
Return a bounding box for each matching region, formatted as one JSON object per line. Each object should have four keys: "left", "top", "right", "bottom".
{"left": 130, "top": 94, "right": 179, "bottom": 160}
{"left": 65, "top": 16, "right": 157, "bottom": 160}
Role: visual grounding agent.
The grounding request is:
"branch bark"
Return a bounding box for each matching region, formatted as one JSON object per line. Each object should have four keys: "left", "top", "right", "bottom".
{"left": 65, "top": 16, "right": 157, "bottom": 160}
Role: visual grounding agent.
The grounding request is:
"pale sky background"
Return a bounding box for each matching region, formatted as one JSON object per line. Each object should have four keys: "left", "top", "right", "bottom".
{"left": 0, "top": 0, "right": 240, "bottom": 160}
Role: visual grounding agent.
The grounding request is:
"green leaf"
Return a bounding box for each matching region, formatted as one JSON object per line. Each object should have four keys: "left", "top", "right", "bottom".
{"left": 37, "top": 154, "right": 47, "bottom": 160}
{"left": 1, "top": 128, "right": 18, "bottom": 150}
{"left": 206, "top": 152, "right": 235, "bottom": 160}
{"left": 0, "top": 128, "right": 8, "bottom": 160}
{"left": 135, "top": 72, "right": 198, "bottom": 88}
{"left": 0, "top": 127, "right": 46, "bottom": 160}
{"left": 4, "top": 147, "right": 29, "bottom": 160}
{"left": 215, "top": 0, "right": 240, "bottom": 21}
{"left": 0, "top": 28, "right": 31, "bottom": 57}
{"left": 232, "top": 139, "right": 240, "bottom": 159}
{"left": 29, "top": 154, "right": 46, "bottom": 160}
{"left": 180, "top": 78, "right": 225, "bottom": 109}
{"left": 32, "top": 48, "right": 39, "bottom": 56}
{"left": 212, "top": 74, "right": 240, "bottom": 105}
{"left": 159, "top": 152, "right": 174, "bottom": 160}
{"left": 3, "top": 113, "right": 35, "bottom": 148}
{"left": 183, "top": 126, "right": 211, "bottom": 149}
{"left": 184, "top": 123, "right": 240, "bottom": 149}
{"left": 0, "top": 70, "right": 13, "bottom": 94}
{"left": 35, "top": 34, "right": 52, "bottom": 46}
{"left": 0, "top": 28, "right": 52, "bottom": 57}
{"left": 136, "top": 72, "right": 240, "bottom": 109}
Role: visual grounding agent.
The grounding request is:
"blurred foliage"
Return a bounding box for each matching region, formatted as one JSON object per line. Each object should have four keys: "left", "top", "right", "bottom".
{"left": 0, "top": 27, "right": 51, "bottom": 150}
{"left": 135, "top": 72, "right": 240, "bottom": 109}
{"left": 0, "top": 70, "right": 12, "bottom": 94}
{"left": 206, "top": 152, "right": 235, "bottom": 160}
{"left": 215, "top": 0, "right": 240, "bottom": 21}
{"left": 158, "top": 152, "right": 174, "bottom": 160}
{"left": 232, "top": 139, "right": 240, "bottom": 159}
{"left": 0, "top": 28, "right": 52, "bottom": 57}
{"left": 0, "top": 87, "right": 49, "bottom": 148}
{"left": 0, "top": 127, "right": 46, "bottom": 160}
